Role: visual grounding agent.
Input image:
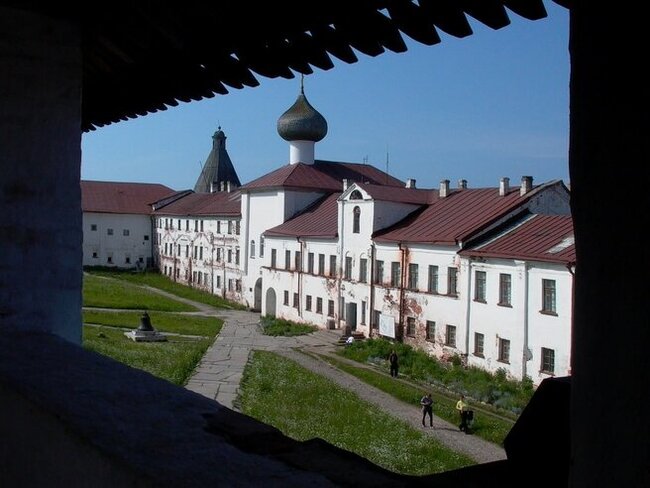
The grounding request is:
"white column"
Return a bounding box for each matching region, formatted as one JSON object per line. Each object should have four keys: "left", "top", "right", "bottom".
{"left": 289, "top": 141, "right": 315, "bottom": 165}
{"left": 0, "top": 7, "right": 83, "bottom": 343}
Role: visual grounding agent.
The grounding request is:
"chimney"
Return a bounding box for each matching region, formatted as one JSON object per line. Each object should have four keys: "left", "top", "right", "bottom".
{"left": 342, "top": 179, "right": 349, "bottom": 191}
{"left": 499, "top": 177, "right": 510, "bottom": 196}
{"left": 219, "top": 181, "right": 225, "bottom": 192}
{"left": 458, "top": 179, "right": 467, "bottom": 189}
{"left": 520, "top": 176, "right": 533, "bottom": 196}
{"left": 440, "top": 179, "right": 450, "bottom": 198}
{"left": 210, "top": 182, "right": 215, "bottom": 193}
{"left": 406, "top": 178, "right": 416, "bottom": 189}
{"left": 226, "top": 181, "right": 231, "bottom": 193}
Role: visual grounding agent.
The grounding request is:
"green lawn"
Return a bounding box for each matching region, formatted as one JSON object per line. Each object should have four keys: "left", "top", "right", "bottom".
{"left": 83, "top": 325, "right": 212, "bottom": 386}
{"left": 83, "top": 274, "right": 196, "bottom": 312}
{"left": 238, "top": 351, "right": 475, "bottom": 476}
{"left": 315, "top": 353, "right": 514, "bottom": 446}
{"left": 85, "top": 268, "right": 246, "bottom": 310}
{"left": 83, "top": 310, "right": 222, "bottom": 338}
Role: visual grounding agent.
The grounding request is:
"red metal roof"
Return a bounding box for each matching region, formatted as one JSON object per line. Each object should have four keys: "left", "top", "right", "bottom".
{"left": 264, "top": 193, "right": 340, "bottom": 238}
{"left": 242, "top": 160, "right": 404, "bottom": 191}
{"left": 81, "top": 180, "right": 176, "bottom": 215}
{"left": 153, "top": 191, "right": 241, "bottom": 217}
{"left": 461, "top": 214, "right": 575, "bottom": 264}
{"left": 359, "top": 183, "right": 433, "bottom": 204}
{"left": 373, "top": 182, "right": 559, "bottom": 245}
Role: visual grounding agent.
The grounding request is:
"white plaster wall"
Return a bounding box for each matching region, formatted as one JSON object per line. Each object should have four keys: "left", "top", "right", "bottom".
{"left": 372, "top": 201, "right": 420, "bottom": 233}
{"left": 526, "top": 263, "right": 573, "bottom": 384}
{"left": 528, "top": 184, "right": 571, "bottom": 216}
{"left": 284, "top": 190, "right": 325, "bottom": 221}
{"left": 82, "top": 213, "right": 153, "bottom": 268}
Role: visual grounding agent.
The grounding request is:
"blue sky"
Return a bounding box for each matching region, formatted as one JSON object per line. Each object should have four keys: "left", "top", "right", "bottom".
{"left": 81, "top": 2, "right": 569, "bottom": 191}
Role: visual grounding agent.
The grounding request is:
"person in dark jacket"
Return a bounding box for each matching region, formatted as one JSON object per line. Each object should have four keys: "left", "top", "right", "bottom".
{"left": 388, "top": 349, "right": 399, "bottom": 377}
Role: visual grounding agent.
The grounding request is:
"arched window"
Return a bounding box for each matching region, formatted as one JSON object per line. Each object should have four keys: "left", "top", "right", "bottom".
{"left": 259, "top": 236, "right": 265, "bottom": 257}
{"left": 250, "top": 240, "right": 256, "bottom": 258}
{"left": 353, "top": 206, "right": 361, "bottom": 234}
{"left": 350, "top": 190, "right": 363, "bottom": 200}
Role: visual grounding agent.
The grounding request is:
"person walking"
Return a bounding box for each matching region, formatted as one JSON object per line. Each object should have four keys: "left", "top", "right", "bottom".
{"left": 420, "top": 393, "right": 433, "bottom": 427}
{"left": 388, "top": 349, "right": 399, "bottom": 378}
{"left": 456, "top": 394, "right": 471, "bottom": 433}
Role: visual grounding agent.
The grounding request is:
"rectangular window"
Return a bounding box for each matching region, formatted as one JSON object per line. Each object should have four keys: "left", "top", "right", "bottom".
{"left": 408, "top": 263, "right": 419, "bottom": 290}
{"left": 216, "top": 221, "right": 220, "bottom": 233}
{"left": 306, "top": 295, "right": 312, "bottom": 311}
{"left": 200, "top": 220, "right": 204, "bottom": 232}
{"left": 374, "top": 260, "right": 384, "bottom": 284}
{"left": 447, "top": 267, "right": 458, "bottom": 296}
{"left": 216, "top": 275, "right": 221, "bottom": 288}
{"left": 125, "top": 256, "right": 131, "bottom": 264}
{"left": 235, "top": 248, "right": 240, "bottom": 265}
{"left": 329, "top": 255, "right": 337, "bottom": 277}
{"left": 186, "top": 245, "right": 190, "bottom": 258}
{"left": 445, "top": 325, "right": 457, "bottom": 347}
{"left": 328, "top": 300, "right": 334, "bottom": 317}
{"left": 177, "top": 245, "right": 181, "bottom": 257}
{"left": 318, "top": 254, "right": 325, "bottom": 275}
{"left": 285, "top": 250, "right": 291, "bottom": 269}
{"left": 260, "top": 237, "right": 264, "bottom": 257}
{"left": 390, "top": 262, "right": 401, "bottom": 287}
{"left": 542, "top": 279, "right": 557, "bottom": 314}
{"left": 283, "top": 290, "right": 289, "bottom": 306}
{"left": 295, "top": 251, "right": 301, "bottom": 271}
{"left": 339, "top": 297, "right": 345, "bottom": 320}
{"left": 359, "top": 258, "right": 367, "bottom": 283}
{"left": 428, "top": 265, "right": 438, "bottom": 293}
{"left": 271, "top": 249, "right": 277, "bottom": 268}
{"left": 178, "top": 219, "right": 181, "bottom": 230}
{"left": 92, "top": 251, "right": 98, "bottom": 259}
{"left": 426, "top": 321, "right": 435, "bottom": 342}
{"left": 107, "top": 228, "right": 113, "bottom": 236}
{"left": 144, "top": 235, "right": 149, "bottom": 241}
{"left": 345, "top": 256, "right": 352, "bottom": 280}
{"left": 164, "top": 243, "right": 168, "bottom": 255}
{"left": 372, "top": 310, "right": 381, "bottom": 329}
{"left": 474, "top": 333, "right": 485, "bottom": 357}
{"left": 227, "top": 221, "right": 232, "bottom": 234}
{"left": 541, "top": 347, "right": 555, "bottom": 374}
{"left": 227, "top": 249, "right": 232, "bottom": 263}
{"left": 216, "top": 248, "right": 221, "bottom": 261}
{"left": 186, "top": 220, "right": 190, "bottom": 231}
{"left": 293, "top": 293, "right": 299, "bottom": 308}
{"left": 499, "top": 338, "right": 511, "bottom": 363}
{"left": 406, "top": 317, "right": 416, "bottom": 337}
{"left": 235, "top": 221, "right": 240, "bottom": 235}
{"left": 193, "top": 246, "right": 198, "bottom": 259}
{"left": 316, "top": 298, "right": 323, "bottom": 314}
{"left": 250, "top": 240, "right": 256, "bottom": 259}
{"left": 475, "top": 270, "right": 487, "bottom": 302}
{"left": 499, "top": 274, "right": 512, "bottom": 306}
{"left": 228, "top": 279, "right": 233, "bottom": 292}
{"left": 197, "top": 272, "right": 202, "bottom": 285}
{"left": 192, "top": 271, "right": 196, "bottom": 283}
{"left": 194, "top": 220, "right": 198, "bottom": 232}
{"left": 199, "top": 247, "right": 203, "bottom": 260}
{"left": 361, "top": 301, "right": 366, "bottom": 324}
{"left": 308, "top": 253, "right": 314, "bottom": 274}
{"left": 90, "top": 224, "right": 97, "bottom": 231}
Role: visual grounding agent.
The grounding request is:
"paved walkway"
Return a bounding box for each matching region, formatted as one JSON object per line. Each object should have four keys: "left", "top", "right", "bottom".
{"left": 97, "top": 282, "right": 507, "bottom": 464}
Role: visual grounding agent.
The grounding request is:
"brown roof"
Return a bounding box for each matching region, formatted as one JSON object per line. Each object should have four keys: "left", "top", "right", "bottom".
{"left": 25, "top": 2, "right": 552, "bottom": 131}
{"left": 264, "top": 193, "right": 340, "bottom": 239}
{"left": 81, "top": 180, "right": 175, "bottom": 215}
{"left": 461, "top": 214, "right": 575, "bottom": 264}
{"left": 153, "top": 191, "right": 241, "bottom": 217}
{"left": 358, "top": 183, "right": 433, "bottom": 205}
{"left": 242, "top": 161, "right": 404, "bottom": 192}
{"left": 373, "top": 182, "right": 560, "bottom": 245}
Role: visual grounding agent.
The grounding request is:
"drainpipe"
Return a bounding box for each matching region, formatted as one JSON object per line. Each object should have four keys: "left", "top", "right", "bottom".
{"left": 369, "top": 244, "right": 375, "bottom": 338}
{"left": 567, "top": 262, "right": 576, "bottom": 375}
{"left": 464, "top": 257, "right": 472, "bottom": 359}
{"left": 298, "top": 237, "right": 304, "bottom": 318}
{"left": 338, "top": 199, "right": 345, "bottom": 329}
{"left": 521, "top": 261, "right": 530, "bottom": 380}
{"left": 398, "top": 243, "right": 406, "bottom": 342}
{"left": 210, "top": 234, "right": 215, "bottom": 296}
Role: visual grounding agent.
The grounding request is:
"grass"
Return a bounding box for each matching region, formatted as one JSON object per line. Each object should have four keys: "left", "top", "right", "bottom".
{"left": 314, "top": 353, "right": 514, "bottom": 446}
{"left": 83, "top": 274, "right": 197, "bottom": 312}
{"left": 83, "top": 310, "right": 223, "bottom": 338}
{"left": 238, "top": 350, "right": 475, "bottom": 476}
{"left": 84, "top": 267, "right": 247, "bottom": 310}
{"left": 341, "top": 338, "right": 532, "bottom": 416}
{"left": 83, "top": 325, "right": 212, "bottom": 386}
{"left": 260, "top": 316, "right": 317, "bottom": 336}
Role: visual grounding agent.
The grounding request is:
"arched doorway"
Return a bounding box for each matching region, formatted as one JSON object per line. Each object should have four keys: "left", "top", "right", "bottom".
{"left": 253, "top": 278, "right": 262, "bottom": 312}
{"left": 265, "top": 287, "right": 276, "bottom": 317}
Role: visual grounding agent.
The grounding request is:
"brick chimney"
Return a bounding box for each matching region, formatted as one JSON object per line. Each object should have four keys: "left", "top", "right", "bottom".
{"left": 458, "top": 179, "right": 467, "bottom": 189}
{"left": 440, "top": 179, "right": 450, "bottom": 198}
{"left": 520, "top": 176, "right": 533, "bottom": 196}
{"left": 406, "top": 178, "right": 416, "bottom": 189}
{"left": 499, "top": 177, "right": 510, "bottom": 196}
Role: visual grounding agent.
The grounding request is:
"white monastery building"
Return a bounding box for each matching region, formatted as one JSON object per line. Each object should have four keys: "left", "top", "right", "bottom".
{"left": 82, "top": 88, "right": 575, "bottom": 386}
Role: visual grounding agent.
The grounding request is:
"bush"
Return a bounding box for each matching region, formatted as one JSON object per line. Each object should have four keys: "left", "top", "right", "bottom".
{"left": 260, "top": 316, "right": 317, "bottom": 336}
